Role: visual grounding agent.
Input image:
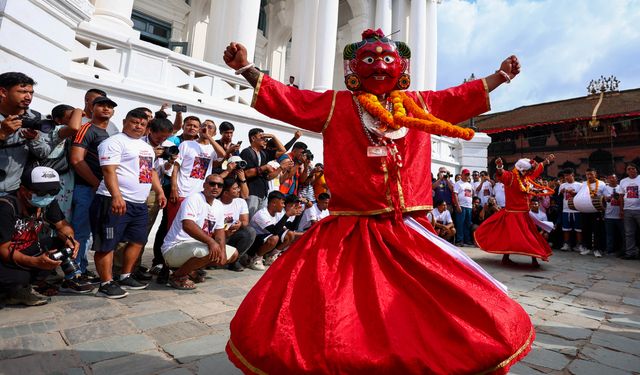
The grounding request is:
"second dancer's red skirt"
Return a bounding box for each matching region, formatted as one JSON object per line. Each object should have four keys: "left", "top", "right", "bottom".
{"left": 475, "top": 210, "right": 553, "bottom": 260}
{"left": 227, "top": 214, "right": 534, "bottom": 374}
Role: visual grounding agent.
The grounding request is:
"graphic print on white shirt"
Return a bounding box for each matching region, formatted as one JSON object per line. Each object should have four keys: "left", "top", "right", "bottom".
{"left": 176, "top": 141, "right": 215, "bottom": 198}
{"left": 97, "top": 133, "right": 155, "bottom": 204}
{"left": 617, "top": 176, "right": 640, "bottom": 210}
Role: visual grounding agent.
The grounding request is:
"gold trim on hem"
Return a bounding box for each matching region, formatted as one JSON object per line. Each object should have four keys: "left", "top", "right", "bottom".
{"left": 402, "top": 205, "right": 433, "bottom": 213}
{"left": 228, "top": 339, "right": 268, "bottom": 375}
{"left": 322, "top": 91, "right": 337, "bottom": 133}
{"left": 475, "top": 327, "right": 535, "bottom": 375}
{"left": 330, "top": 207, "right": 394, "bottom": 216}
{"left": 251, "top": 73, "right": 265, "bottom": 108}
{"left": 481, "top": 78, "right": 491, "bottom": 112}
{"left": 229, "top": 327, "right": 533, "bottom": 375}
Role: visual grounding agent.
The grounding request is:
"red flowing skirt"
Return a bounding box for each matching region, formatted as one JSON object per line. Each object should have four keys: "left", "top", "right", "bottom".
{"left": 475, "top": 210, "right": 552, "bottom": 260}
{"left": 226, "top": 215, "right": 534, "bottom": 374}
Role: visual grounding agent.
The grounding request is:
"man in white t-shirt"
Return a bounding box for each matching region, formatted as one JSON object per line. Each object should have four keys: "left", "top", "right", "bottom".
{"left": 493, "top": 181, "right": 506, "bottom": 208}
{"left": 428, "top": 200, "right": 456, "bottom": 242}
{"left": 219, "top": 178, "right": 257, "bottom": 271}
{"left": 529, "top": 198, "right": 549, "bottom": 240}
{"left": 617, "top": 163, "right": 640, "bottom": 259}
{"left": 558, "top": 169, "right": 585, "bottom": 252}
{"left": 162, "top": 174, "right": 238, "bottom": 289}
{"left": 603, "top": 174, "right": 624, "bottom": 256}
{"left": 453, "top": 168, "right": 474, "bottom": 246}
{"left": 471, "top": 171, "right": 481, "bottom": 197}
{"left": 578, "top": 168, "right": 606, "bottom": 258}
{"left": 298, "top": 192, "right": 330, "bottom": 232}
{"left": 89, "top": 109, "right": 167, "bottom": 299}
{"left": 245, "top": 191, "right": 303, "bottom": 271}
{"left": 167, "top": 118, "right": 223, "bottom": 228}
{"left": 475, "top": 171, "right": 495, "bottom": 206}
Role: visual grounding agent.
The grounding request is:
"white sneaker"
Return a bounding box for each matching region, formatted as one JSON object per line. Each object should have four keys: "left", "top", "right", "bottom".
{"left": 263, "top": 250, "right": 280, "bottom": 266}
{"left": 575, "top": 245, "right": 587, "bottom": 253}
{"left": 579, "top": 248, "right": 591, "bottom": 256}
{"left": 594, "top": 250, "right": 603, "bottom": 258}
{"left": 560, "top": 244, "right": 571, "bottom": 252}
{"left": 248, "top": 255, "right": 266, "bottom": 271}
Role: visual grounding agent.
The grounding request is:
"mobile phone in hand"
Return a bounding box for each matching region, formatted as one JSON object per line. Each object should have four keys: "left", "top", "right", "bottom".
{"left": 172, "top": 104, "right": 187, "bottom": 113}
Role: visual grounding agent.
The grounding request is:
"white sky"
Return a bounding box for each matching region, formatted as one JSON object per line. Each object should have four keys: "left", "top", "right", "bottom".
{"left": 436, "top": 0, "right": 640, "bottom": 113}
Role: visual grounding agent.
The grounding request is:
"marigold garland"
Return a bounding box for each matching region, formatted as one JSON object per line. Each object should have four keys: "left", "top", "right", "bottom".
{"left": 587, "top": 179, "right": 599, "bottom": 197}
{"left": 356, "top": 91, "right": 475, "bottom": 140}
{"left": 513, "top": 168, "right": 555, "bottom": 197}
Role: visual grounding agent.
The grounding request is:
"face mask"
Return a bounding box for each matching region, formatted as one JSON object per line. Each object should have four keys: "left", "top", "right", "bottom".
{"left": 30, "top": 194, "right": 56, "bottom": 208}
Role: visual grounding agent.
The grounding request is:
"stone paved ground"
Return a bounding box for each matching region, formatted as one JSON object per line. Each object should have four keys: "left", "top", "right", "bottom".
{"left": 1, "top": 246, "right": 639, "bottom": 375}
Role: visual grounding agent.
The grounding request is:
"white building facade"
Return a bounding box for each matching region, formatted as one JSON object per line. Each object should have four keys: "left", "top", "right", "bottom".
{"left": 0, "top": 0, "right": 489, "bottom": 172}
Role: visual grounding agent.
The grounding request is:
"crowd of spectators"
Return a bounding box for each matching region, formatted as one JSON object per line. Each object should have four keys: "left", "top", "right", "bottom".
{"left": 0, "top": 71, "right": 330, "bottom": 306}
{"left": 432, "top": 163, "right": 640, "bottom": 263}
{"left": 2, "top": 70, "right": 636, "bottom": 306}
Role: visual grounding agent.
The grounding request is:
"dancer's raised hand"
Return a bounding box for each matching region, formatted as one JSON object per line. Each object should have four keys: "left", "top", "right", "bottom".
{"left": 223, "top": 42, "right": 249, "bottom": 70}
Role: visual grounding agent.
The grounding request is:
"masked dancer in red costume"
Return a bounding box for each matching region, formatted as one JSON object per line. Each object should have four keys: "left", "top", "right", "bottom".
{"left": 223, "top": 29, "right": 534, "bottom": 374}
{"left": 475, "top": 156, "right": 556, "bottom": 267}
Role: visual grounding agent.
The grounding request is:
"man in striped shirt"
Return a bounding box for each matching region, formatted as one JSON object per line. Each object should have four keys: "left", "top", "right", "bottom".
{"left": 68, "top": 96, "right": 117, "bottom": 280}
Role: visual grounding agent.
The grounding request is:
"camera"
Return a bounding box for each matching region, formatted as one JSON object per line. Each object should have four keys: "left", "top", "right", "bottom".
{"left": 171, "top": 104, "right": 187, "bottom": 113}
{"left": 228, "top": 155, "right": 247, "bottom": 169}
{"left": 160, "top": 145, "right": 179, "bottom": 159}
{"left": 49, "top": 247, "right": 77, "bottom": 276}
{"left": 19, "top": 114, "right": 54, "bottom": 133}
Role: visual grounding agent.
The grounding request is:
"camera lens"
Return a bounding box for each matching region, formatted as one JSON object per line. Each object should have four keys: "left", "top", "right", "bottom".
{"left": 59, "top": 258, "right": 78, "bottom": 275}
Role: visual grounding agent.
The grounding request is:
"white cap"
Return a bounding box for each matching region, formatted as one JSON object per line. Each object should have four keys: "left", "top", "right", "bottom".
{"left": 515, "top": 159, "right": 533, "bottom": 172}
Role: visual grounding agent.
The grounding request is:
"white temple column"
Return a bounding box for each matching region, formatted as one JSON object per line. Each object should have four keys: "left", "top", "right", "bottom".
{"left": 409, "top": 0, "right": 427, "bottom": 91}
{"left": 203, "top": 0, "right": 261, "bottom": 67}
{"left": 424, "top": 0, "right": 438, "bottom": 90}
{"left": 90, "top": 0, "right": 138, "bottom": 37}
{"left": 298, "top": 0, "right": 318, "bottom": 89}
{"left": 392, "top": 0, "right": 410, "bottom": 43}
{"left": 289, "top": 0, "right": 306, "bottom": 86}
{"left": 375, "top": 0, "right": 392, "bottom": 35}
{"left": 313, "top": 0, "right": 339, "bottom": 91}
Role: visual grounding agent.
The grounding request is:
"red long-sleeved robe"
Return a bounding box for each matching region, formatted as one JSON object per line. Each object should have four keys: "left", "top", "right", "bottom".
{"left": 226, "top": 74, "right": 533, "bottom": 375}
{"left": 475, "top": 163, "right": 553, "bottom": 260}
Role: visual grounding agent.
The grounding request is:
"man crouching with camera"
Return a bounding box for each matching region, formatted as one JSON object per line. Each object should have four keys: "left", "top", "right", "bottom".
{"left": 0, "top": 166, "right": 85, "bottom": 307}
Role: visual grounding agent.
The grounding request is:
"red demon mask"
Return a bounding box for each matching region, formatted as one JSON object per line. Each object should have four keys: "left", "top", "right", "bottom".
{"left": 343, "top": 29, "right": 411, "bottom": 95}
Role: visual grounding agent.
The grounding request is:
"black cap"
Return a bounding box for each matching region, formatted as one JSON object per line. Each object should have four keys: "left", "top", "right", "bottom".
{"left": 92, "top": 96, "right": 118, "bottom": 107}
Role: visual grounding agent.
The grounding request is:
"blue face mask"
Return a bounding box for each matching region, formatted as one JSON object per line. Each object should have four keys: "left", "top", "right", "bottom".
{"left": 30, "top": 194, "right": 56, "bottom": 208}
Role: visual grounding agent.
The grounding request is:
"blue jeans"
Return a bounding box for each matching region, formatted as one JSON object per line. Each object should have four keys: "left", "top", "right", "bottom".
{"left": 455, "top": 207, "right": 472, "bottom": 244}
{"left": 70, "top": 184, "right": 95, "bottom": 275}
{"left": 604, "top": 218, "right": 624, "bottom": 254}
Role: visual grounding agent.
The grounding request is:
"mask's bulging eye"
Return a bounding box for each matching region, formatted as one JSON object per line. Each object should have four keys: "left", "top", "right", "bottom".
{"left": 383, "top": 56, "right": 395, "bottom": 63}
{"left": 362, "top": 56, "right": 375, "bottom": 64}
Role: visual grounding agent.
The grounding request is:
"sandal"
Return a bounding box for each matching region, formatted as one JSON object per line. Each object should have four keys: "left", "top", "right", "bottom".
{"left": 168, "top": 275, "right": 196, "bottom": 290}
{"left": 188, "top": 271, "right": 206, "bottom": 283}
